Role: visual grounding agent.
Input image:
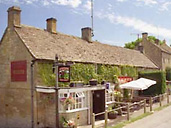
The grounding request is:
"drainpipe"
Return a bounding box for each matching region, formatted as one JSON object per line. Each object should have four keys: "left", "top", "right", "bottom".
{"left": 31, "top": 59, "right": 36, "bottom": 128}
{"left": 54, "top": 54, "right": 59, "bottom": 128}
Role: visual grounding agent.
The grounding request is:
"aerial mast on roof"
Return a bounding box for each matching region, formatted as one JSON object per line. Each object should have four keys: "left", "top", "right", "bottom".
{"left": 130, "top": 33, "right": 140, "bottom": 40}
{"left": 91, "top": 0, "right": 94, "bottom": 37}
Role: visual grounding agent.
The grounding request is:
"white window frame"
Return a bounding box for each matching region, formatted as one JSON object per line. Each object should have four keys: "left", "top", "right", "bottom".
{"left": 59, "top": 89, "right": 88, "bottom": 113}
{"left": 106, "top": 88, "right": 115, "bottom": 104}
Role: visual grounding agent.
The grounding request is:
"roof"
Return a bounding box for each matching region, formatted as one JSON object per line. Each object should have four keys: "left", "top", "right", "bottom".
{"left": 147, "top": 40, "right": 171, "bottom": 54}
{"left": 160, "top": 43, "right": 171, "bottom": 54}
{"left": 14, "top": 25, "right": 158, "bottom": 69}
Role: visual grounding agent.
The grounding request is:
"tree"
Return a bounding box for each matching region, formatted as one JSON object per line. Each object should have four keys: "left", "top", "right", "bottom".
{"left": 124, "top": 36, "right": 164, "bottom": 49}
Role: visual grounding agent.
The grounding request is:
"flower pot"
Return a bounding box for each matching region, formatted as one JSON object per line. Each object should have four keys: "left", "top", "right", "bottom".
{"left": 108, "top": 112, "right": 117, "bottom": 119}
{"left": 89, "top": 79, "right": 98, "bottom": 86}
{"left": 69, "top": 81, "right": 84, "bottom": 87}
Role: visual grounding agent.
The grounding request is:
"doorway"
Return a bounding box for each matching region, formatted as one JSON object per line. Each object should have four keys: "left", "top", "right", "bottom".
{"left": 93, "top": 89, "right": 105, "bottom": 120}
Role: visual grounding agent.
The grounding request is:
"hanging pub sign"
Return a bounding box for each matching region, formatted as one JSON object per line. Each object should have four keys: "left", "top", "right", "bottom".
{"left": 11, "top": 60, "right": 27, "bottom": 82}
{"left": 58, "top": 66, "right": 70, "bottom": 82}
{"left": 118, "top": 76, "right": 133, "bottom": 84}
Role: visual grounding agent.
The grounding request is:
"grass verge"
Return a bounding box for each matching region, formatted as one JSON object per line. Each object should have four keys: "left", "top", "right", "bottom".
{"left": 109, "top": 112, "right": 152, "bottom": 128}
{"left": 110, "top": 102, "right": 171, "bottom": 128}
{"left": 154, "top": 102, "right": 171, "bottom": 111}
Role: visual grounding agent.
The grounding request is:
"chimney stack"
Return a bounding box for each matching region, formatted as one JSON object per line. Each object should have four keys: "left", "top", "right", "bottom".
{"left": 46, "top": 18, "right": 57, "bottom": 34}
{"left": 142, "top": 32, "right": 148, "bottom": 40}
{"left": 81, "top": 27, "right": 92, "bottom": 42}
{"left": 7, "top": 6, "right": 21, "bottom": 28}
{"left": 155, "top": 39, "right": 159, "bottom": 45}
{"left": 163, "top": 39, "right": 166, "bottom": 44}
{"left": 138, "top": 42, "right": 144, "bottom": 53}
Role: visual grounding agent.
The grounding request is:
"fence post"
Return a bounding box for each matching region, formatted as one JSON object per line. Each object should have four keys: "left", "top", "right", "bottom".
{"left": 144, "top": 99, "right": 146, "bottom": 113}
{"left": 92, "top": 113, "right": 95, "bottom": 128}
{"left": 150, "top": 97, "right": 153, "bottom": 112}
{"left": 159, "top": 95, "right": 162, "bottom": 107}
{"left": 127, "top": 103, "right": 130, "bottom": 121}
{"left": 105, "top": 110, "right": 108, "bottom": 128}
{"left": 167, "top": 92, "right": 170, "bottom": 104}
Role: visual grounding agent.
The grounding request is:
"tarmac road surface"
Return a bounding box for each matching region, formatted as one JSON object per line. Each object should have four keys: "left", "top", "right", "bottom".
{"left": 123, "top": 105, "right": 171, "bottom": 128}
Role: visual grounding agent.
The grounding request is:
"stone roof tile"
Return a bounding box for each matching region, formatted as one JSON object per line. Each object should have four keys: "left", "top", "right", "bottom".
{"left": 15, "top": 25, "right": 158, "bottom": 69}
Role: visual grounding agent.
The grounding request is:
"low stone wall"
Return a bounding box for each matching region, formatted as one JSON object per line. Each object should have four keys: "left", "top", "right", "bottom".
{"left": 60, "top": 109, "right": 88, "bottom": 126}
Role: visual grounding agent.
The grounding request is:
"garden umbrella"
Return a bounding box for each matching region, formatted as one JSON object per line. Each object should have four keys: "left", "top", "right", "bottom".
{"left": 119, "top": 78, "right": 156, "bottom": 90}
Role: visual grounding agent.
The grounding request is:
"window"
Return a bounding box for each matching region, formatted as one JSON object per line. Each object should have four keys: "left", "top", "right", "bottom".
{"left": 106, "top": 89, "right": 115, "bottom": 103}
{"left": 59, "top": 91, "right": 87, "bottom": 112}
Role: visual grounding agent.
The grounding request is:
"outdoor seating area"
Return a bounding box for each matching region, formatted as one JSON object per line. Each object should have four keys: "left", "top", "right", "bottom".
{"left": 91, "top": 92, "right": 170, "bottom": 128}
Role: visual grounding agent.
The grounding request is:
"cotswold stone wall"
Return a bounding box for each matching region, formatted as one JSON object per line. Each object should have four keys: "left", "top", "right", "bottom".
{"left": 141, "top": 39, "right": 162, "bottom": 69}
{"left": 0, "top": 28, "right": 34, "bottom": 128}
{"left": 36, "top": 91, "right": 89, "bottom": 127}
{"left": 162, "top": 52, "right": 171, "bottom": 70}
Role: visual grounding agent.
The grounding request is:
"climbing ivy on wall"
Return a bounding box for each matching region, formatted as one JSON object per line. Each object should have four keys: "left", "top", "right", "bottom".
{"left": 121, "top": 65, "right": 138, "bottom": 78}
{"left": 70, "top": 63, "right": 97, "bottom": 84}
{"left": 38, "top": 63, "right": 56, "bottom": 86}
{"left": 97, "top": 65, "right": 121, "bottom": 83}
{"left": 38, "top": 62, "right": 138, "bottom": 87}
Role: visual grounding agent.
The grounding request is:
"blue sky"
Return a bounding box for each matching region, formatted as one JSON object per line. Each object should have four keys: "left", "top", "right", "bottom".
{"left": 0, "top": 0, "right": 171, "bottom": 46}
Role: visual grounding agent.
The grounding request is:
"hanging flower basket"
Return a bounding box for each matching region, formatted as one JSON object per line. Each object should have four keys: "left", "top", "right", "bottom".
{"left": 63, "top": 96, "right": 75, "bottom": 110}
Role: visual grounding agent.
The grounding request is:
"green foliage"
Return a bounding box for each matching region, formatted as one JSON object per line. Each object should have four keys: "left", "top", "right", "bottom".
{"left": 124, "top": 36, "right": 164, "bottom": 49}
{"left": 38, "top": 62, "right": 138, "bottom": 86}
{"left": 97, "top": 65, "right": 121, "bottom": 83}
{"left": 166, "top": 67, "right": 171, "bottom": 81}
{"left": 38, "top": 63, "right": 56, "bottom": 86}
{"left": 38, "top": 63, "right": 69, "bottom": 87}
{"left": 70, "top": 63, "right": 97, "bottom": 84}
{"left": 121, "top": 65, "right": 138, "bottom": 77}
{"left": 123, "top": 89, "right": 129, "bottom": 99}
{"left": 148, "top": 36, "right": 164, "bottom": 44}
{"left": 124, "top": 38, "right": 142, "bottom": 49}
{"left": 139, "top": 71, "right": 166, "bottom": 95}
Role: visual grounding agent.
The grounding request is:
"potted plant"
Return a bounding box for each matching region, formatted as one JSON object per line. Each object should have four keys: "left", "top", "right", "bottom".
{"left": 108, "top": 106, "right": 118, "bottom": 119}
{"left": 114, "top": 90, "right": 122, "bottom": 102}
{"left": 61, "top": 117, "right": 76, "bottom": 128}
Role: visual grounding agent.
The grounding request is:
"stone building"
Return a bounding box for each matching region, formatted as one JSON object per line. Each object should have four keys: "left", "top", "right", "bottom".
{"left": 138, "top": 33, "right": 171, "bottom": 70}
{"left": 0, "top": 6, "right": 158, "bottom": 128}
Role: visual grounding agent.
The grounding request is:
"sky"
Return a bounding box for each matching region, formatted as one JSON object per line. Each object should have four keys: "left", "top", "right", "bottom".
{"left": 0, "top": 0, "right": 171, "bottom": 47}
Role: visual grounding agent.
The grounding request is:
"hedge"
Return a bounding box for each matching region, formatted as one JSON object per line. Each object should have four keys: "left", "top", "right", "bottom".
{"left": 166, "top": 67, "right": 171, "bottom": 81}
{"left": 139, "top": 71, "right": 166, "bottom": 96}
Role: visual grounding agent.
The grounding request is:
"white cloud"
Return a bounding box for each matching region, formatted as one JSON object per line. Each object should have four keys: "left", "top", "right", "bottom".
{"left": 0, "top": 0, "right": 20, "bottom": 4}
{"left": 97, "top": 12, "right": 171, "bottom": 39}
{"left": 24, "top": 0, "right": 38, "bottom": 4}
{"left": 137, "top": 0, "right": 158, "bottom": 6}
{"left": 83, "top": 0, "right": 91, "bottom": 11}
{"left": 0, "top": 0, "right": 82, "bottom": 8}
{"left": 117, "top": 0, "right": 127, "bottom": 2}
{"left": 51, "top": 0, "right": 82, "bottom": 8}
{"left": 160, "top": 2, "right": 171, "bottom": 11}
{"left": 42, "top": 0, "right": 50, "bottom": 6}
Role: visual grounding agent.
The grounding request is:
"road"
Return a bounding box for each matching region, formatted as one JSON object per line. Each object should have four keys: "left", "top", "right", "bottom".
{"left": 124, "top": 105, "right": 171, "bottom": 128}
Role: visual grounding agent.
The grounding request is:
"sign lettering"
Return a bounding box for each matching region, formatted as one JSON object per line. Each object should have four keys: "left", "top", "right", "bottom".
{"left": 11, "top": 60, "right": 27, "bottom": 82}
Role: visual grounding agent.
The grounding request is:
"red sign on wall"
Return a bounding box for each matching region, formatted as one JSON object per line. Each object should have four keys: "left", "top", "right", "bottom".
{"left": 58, "top": 66, "right": 70, "bottom": 82}
{"left": 118, "top": 76, "right": 133, "bottom": 84}
{"left": 11, "top": 60, "right": 27, "bottom": 82}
